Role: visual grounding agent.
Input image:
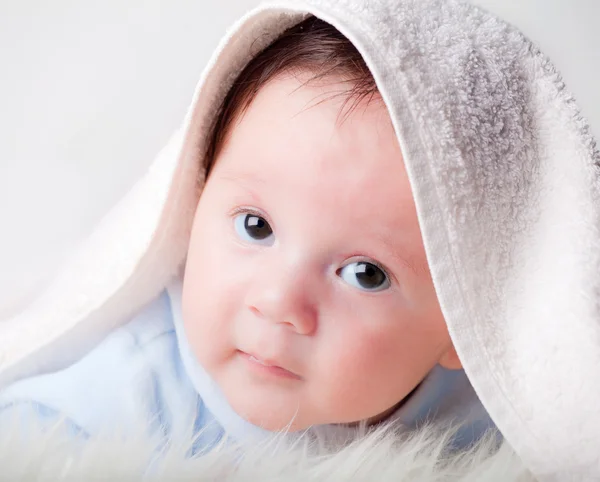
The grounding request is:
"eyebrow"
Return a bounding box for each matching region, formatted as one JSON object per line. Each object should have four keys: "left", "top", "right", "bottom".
{"left": 372, "top": 231, "right": 430, "bottom": 279}
{"left": 217, "top": 171, "right": 267, "bottom": 186}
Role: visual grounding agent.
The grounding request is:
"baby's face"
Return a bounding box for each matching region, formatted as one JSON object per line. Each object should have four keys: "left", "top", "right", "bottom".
{"left": 182, "top": 73, "right": 460, "bottom": 431}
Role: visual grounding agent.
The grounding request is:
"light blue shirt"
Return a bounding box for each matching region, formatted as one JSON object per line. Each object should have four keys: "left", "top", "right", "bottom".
{"left": 0, "top": 279, "right": 498, "bottom": 453}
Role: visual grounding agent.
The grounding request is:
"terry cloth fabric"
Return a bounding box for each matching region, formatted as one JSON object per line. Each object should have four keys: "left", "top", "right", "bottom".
{"left": 0, "top": 0, "right": 598, "bottom": 480}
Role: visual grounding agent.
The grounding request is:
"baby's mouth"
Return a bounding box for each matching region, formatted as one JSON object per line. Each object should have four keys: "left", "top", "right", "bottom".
{"left": 237, "top": 350, "right": 302, "bottom": 380}
{"left": 248, "top": 354, "right": 271, "bottom": 366}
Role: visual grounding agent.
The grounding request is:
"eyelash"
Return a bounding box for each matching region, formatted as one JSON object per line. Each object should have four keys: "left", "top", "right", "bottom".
{"left": 340, "top": 257, "right": 394, "bottom": 285}
{"left": 229, "top": 206, "right": 274, "bottom": 227}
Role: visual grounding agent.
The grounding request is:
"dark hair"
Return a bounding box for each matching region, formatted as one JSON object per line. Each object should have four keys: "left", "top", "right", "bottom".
{"left": 205, "top": 15, "right": 380, "bottom": 173}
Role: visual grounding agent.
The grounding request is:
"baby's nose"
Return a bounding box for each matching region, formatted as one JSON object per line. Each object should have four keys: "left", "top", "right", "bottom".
{"left": 244, "top": 264, "right": 318, "bottom": 335}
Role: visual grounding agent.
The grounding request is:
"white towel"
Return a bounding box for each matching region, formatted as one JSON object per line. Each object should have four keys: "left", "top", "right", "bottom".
{"left": 1, "top": 0, "right": 598, "bottom": 480}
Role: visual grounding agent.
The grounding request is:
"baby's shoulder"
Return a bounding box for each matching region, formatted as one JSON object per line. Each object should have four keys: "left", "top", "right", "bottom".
{"left": 63, "top": 289, "right": 178, "bottom": 377}
{"left": 0, "top": 290, "right": 182, "bottom": 436}
{"left": 120, "top": 290, "right": 177, "bottom": 348}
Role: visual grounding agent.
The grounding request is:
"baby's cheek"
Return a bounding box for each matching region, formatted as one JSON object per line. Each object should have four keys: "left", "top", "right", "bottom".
{"left": 324, "top": 326, "right": 400, "bottom": 384}
{"left": 183, "top": 257, "right": 234, "bottom": 360}
{"left": 339, "top": 328, "right": 402, "bottom": 377}
{"left": 311, "top": 330, "right": 410, "bottom": 422}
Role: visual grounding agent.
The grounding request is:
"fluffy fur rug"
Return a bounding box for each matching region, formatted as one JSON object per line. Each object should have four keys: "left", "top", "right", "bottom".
{"left": 0, "top": 419, "right": 534, "bottom": 481}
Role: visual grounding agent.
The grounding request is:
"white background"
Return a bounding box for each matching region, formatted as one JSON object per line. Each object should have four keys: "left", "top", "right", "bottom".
{"left": 0, "top": 0, "right": 598, "bottom": 319}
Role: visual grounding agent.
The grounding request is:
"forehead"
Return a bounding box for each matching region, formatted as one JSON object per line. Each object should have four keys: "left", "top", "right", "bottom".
{"left": 218, "top": 74, "right": 409, "bottom": 190}
{"left": 213, "top": 73, "right": 421, "bottom": 245}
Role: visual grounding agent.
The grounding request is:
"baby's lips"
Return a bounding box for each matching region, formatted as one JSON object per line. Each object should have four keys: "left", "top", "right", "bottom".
{"left": 237, "top": 348, "right": 302, "bottom": 379}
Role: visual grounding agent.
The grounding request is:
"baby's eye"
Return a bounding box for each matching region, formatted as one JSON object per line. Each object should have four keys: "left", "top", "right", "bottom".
{"left": 338, "top": 261, "right": 390, "bottom": 292}
{"left": 234, "top": 212, "right": 274, "bottom": 246}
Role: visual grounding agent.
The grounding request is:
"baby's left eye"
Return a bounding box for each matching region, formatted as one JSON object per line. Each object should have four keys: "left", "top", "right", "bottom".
{"left": 338, "top": 261, "right": 390, "bottom": 292}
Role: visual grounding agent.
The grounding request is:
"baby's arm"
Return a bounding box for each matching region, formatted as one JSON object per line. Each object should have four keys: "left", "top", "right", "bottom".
{"left": 0, "top": 323, "right": 155, "bottom": 439}
{"left": 0, "top": 292, "right": 175, "bottom": 440}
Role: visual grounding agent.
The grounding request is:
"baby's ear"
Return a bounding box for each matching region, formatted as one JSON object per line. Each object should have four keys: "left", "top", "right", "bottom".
{"left": 439, "top": 344, "right": 463, "bottom": 370}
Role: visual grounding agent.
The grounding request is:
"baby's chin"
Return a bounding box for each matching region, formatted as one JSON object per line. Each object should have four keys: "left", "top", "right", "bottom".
{"left": 224, "top": 386, "right": 311, "bottom": 432}
{"left": 234, "top": 403, "right": 392, "bottom": 433}
{"left": 223, "top": 385, "right": 380, "bottom": 433}
{"left": 242, "top": 411, "right": 308, "bottom": 433}
{"left": 214, "top": 364, "right": 403, "bottom": 432}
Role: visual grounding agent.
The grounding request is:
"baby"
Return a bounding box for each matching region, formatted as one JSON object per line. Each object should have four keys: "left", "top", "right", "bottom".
{"left": 0, "top": 16, "right": 494, "bottom": 451}
{"left": 184, "top": 17, "right": 466, "bottom": 432}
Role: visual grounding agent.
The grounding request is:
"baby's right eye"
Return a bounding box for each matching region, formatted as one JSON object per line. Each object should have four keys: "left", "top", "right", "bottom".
{"left": 234, "top": 212, "right": 275, "bottom": 246}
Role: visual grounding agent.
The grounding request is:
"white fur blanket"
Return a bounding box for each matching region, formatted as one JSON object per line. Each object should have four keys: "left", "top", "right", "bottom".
{"left": 0, "top": 420, "right": 531, "bottom": 481}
